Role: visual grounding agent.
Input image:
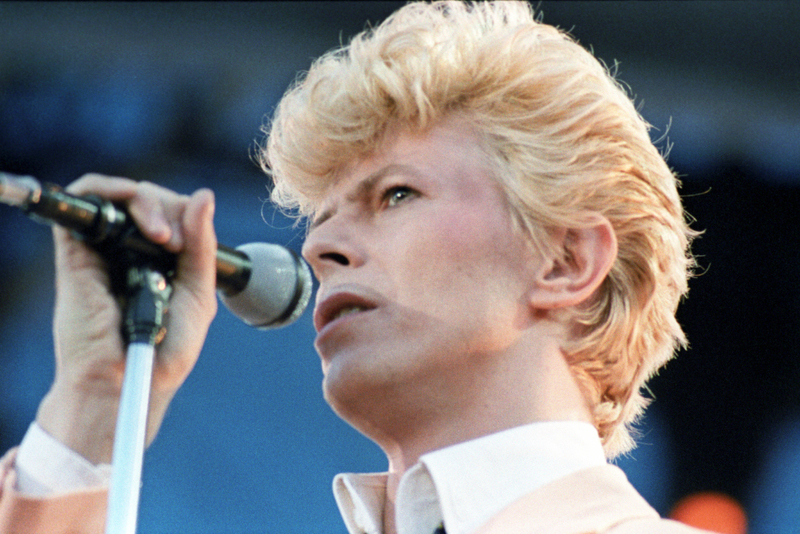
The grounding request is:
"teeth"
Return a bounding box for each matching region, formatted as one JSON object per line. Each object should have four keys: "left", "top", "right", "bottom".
{"left": 332, "top": 306, "right": 366, "bottom": 321}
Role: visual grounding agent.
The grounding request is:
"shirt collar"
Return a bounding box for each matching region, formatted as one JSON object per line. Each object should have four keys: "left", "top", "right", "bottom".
{"left": 333, "top": 421, "right": 606, "bottom": 534}
{"left": 334, "top": 471, "right": 388, "bottom": 534}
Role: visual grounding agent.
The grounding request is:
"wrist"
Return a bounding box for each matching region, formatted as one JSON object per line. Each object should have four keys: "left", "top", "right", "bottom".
{"left": 36, "top": 374, "right": 177, "bottom": 465}
{"left": 16, "top": 422, "right": 112, "bottom": 495}
{"left": 36, "top": 382, "right": 120, "bottom": 465}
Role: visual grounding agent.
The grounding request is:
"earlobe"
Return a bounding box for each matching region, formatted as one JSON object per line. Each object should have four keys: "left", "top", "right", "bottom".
{"left": 529, "top": 216, "right": 617, "bottom": 310}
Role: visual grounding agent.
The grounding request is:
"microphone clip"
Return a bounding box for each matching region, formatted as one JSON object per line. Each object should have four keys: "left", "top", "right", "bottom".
{"left": 123, "top": 265, "right": 172, "bottom": 347}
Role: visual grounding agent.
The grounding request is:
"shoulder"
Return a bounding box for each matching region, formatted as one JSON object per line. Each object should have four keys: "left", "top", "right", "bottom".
{"left": 476, "top": 464, "right": 713, "bottom": 534}
{"left": 607, "top": 517, "right": 715, "bottom": 534}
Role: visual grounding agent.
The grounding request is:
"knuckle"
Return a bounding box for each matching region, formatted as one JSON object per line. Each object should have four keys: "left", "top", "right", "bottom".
{"left": 67, "top": 173, "right": 137, "bottom": 197}
{"left": 135, "top": 180, "right": 189, "bottom": 207}
{"left": 66, "top": 173, "right": 106, "bottom": 193}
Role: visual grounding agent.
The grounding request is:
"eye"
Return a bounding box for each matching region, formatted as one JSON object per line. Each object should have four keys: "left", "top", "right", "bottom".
{"left": 382, "top": 185, "right": 418, "bottom": 208}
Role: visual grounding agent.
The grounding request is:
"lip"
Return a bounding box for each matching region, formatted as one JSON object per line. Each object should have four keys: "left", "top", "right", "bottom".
{"left": 313, "top": 286, "right": 380, "bottom": 334}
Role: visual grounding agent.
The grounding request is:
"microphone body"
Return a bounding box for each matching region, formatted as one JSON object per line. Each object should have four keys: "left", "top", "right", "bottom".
{"left": 0, "top": 172, "right": 311, "bottom": 329}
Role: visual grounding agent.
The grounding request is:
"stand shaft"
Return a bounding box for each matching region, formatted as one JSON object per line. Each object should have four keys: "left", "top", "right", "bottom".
{"left": 105, "top": 342, "right": 156, "bottom": 534}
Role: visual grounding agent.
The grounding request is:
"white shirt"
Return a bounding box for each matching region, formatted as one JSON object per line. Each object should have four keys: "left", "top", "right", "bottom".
{"left": 15, "top": 420, "right": 606, "bottom": 534}
{"left": 15, "top": 422, "right": 111, "bottom": 495}
{"left": 334, "top": 421, "right": 607, "bottom": 534}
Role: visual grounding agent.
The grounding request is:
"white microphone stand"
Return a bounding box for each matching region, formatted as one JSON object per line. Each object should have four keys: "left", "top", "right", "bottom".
{"left": 105, "top": 266, "right": 172, "bottom": 534}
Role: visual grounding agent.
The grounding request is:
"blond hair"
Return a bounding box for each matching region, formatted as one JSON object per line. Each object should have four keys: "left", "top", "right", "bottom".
{"left": 261, "top": 1, "right": 696, "bottom": 457}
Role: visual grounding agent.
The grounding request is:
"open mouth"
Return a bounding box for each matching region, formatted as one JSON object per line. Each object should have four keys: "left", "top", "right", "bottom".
{"left": 330, "top": 305, "right": 369, "bottom": 321}
{"left": 314, "top": 291, "right": 378, "bottom": 332}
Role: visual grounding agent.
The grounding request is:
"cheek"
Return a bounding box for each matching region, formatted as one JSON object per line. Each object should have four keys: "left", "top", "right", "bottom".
{"left": 438, "top": 206, "right": 524, "bottom": 278}
{"left": 387, "top": 207, "right": 524, "bottom": 314}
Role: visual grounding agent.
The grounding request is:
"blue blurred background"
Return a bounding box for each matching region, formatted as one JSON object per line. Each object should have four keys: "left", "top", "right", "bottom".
{"left": 0, "top": 2, "right": 798, "bottom": 532}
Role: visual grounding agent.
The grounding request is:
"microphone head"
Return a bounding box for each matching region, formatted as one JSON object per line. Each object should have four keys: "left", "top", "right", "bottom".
{"left": 218, "top": 243, "right": 312, "bottom": 329}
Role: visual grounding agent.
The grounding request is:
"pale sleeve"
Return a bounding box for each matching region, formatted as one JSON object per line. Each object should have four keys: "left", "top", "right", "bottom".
{"left": 0, "top": 424, "right": 109, "bottom": 534}
{"left": 15, "top": 422, "right": 111, "bottom": 495}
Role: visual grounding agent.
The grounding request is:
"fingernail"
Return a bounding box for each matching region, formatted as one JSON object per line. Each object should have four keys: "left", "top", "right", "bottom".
{"left": 150, "top": 212, "right": 171, "bottom": 238}
{"left": 201, "top": 189, "right": 215, "bottom": 220}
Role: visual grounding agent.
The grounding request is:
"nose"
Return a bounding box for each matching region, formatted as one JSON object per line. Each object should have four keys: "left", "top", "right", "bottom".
{"left": 301, "top": 217, "right": 365, "bottom": 281}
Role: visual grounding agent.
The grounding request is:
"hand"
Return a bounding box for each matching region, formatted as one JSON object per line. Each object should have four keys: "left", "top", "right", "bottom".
{"left": 36, "top": 174, "right": 219, "bottom": 464}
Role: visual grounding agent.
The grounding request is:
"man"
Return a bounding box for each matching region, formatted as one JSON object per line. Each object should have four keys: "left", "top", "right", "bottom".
{"left": 1, "top": 2, "right": 707, "bottom": 533}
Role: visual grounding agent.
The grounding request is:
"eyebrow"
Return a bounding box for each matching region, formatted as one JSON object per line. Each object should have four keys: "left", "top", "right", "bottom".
{"left": 307, "top": 163, "right": 420, "bottom": 233}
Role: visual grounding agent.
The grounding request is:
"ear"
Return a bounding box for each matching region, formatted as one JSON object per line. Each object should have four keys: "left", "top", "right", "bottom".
{"left": 529, "top": 215, "right": 618, "bottom": 310}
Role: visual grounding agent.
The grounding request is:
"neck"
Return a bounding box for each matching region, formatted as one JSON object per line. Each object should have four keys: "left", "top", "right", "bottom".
{"left": 370, "top": 333, "right": 593, "bottom": 534}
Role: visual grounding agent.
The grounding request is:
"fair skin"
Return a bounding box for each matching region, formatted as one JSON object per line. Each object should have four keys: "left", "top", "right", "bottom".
{"left": 33, "top": 119, "right": 616, "bottom": 534}
{"left": 36, "top": 176, "right": 219, "bottom": 464}
{"left": 301, "top": 118, "right": 617, "bottom": 534}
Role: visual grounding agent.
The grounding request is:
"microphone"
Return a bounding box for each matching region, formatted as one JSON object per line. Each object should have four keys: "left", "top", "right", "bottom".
{"left": 0, "top": 172, "right": 312, "bottom": 329}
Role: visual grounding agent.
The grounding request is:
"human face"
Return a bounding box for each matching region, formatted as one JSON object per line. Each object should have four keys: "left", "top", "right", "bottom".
{"left": 301, "top": 120, "right": 543, "bottom": 424}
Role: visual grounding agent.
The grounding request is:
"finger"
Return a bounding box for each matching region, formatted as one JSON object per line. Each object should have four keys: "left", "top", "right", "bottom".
{"left": 67, "top": 174, "right": 189, "bottom": 252}
{"left": 153, "top": 188, "right": 218, "bottom": 390}
{"left": 126, "top": 181, "right": 188, "bottom": 251}
{"left": 174, "top": 188, "right": 218, "bottom": 304}
{"left": 65, "top": 173, "right": 139, "bottom": 198}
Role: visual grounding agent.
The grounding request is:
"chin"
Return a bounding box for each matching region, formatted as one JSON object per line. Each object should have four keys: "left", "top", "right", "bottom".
{"left": 321, "top": 373, "right": 379, "bottom": 437}
{"left": 322, "top": 356, "right": 377, "bottom": 409}
{"left": 320, "top": 353, "right": 406, "bottom": 427}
